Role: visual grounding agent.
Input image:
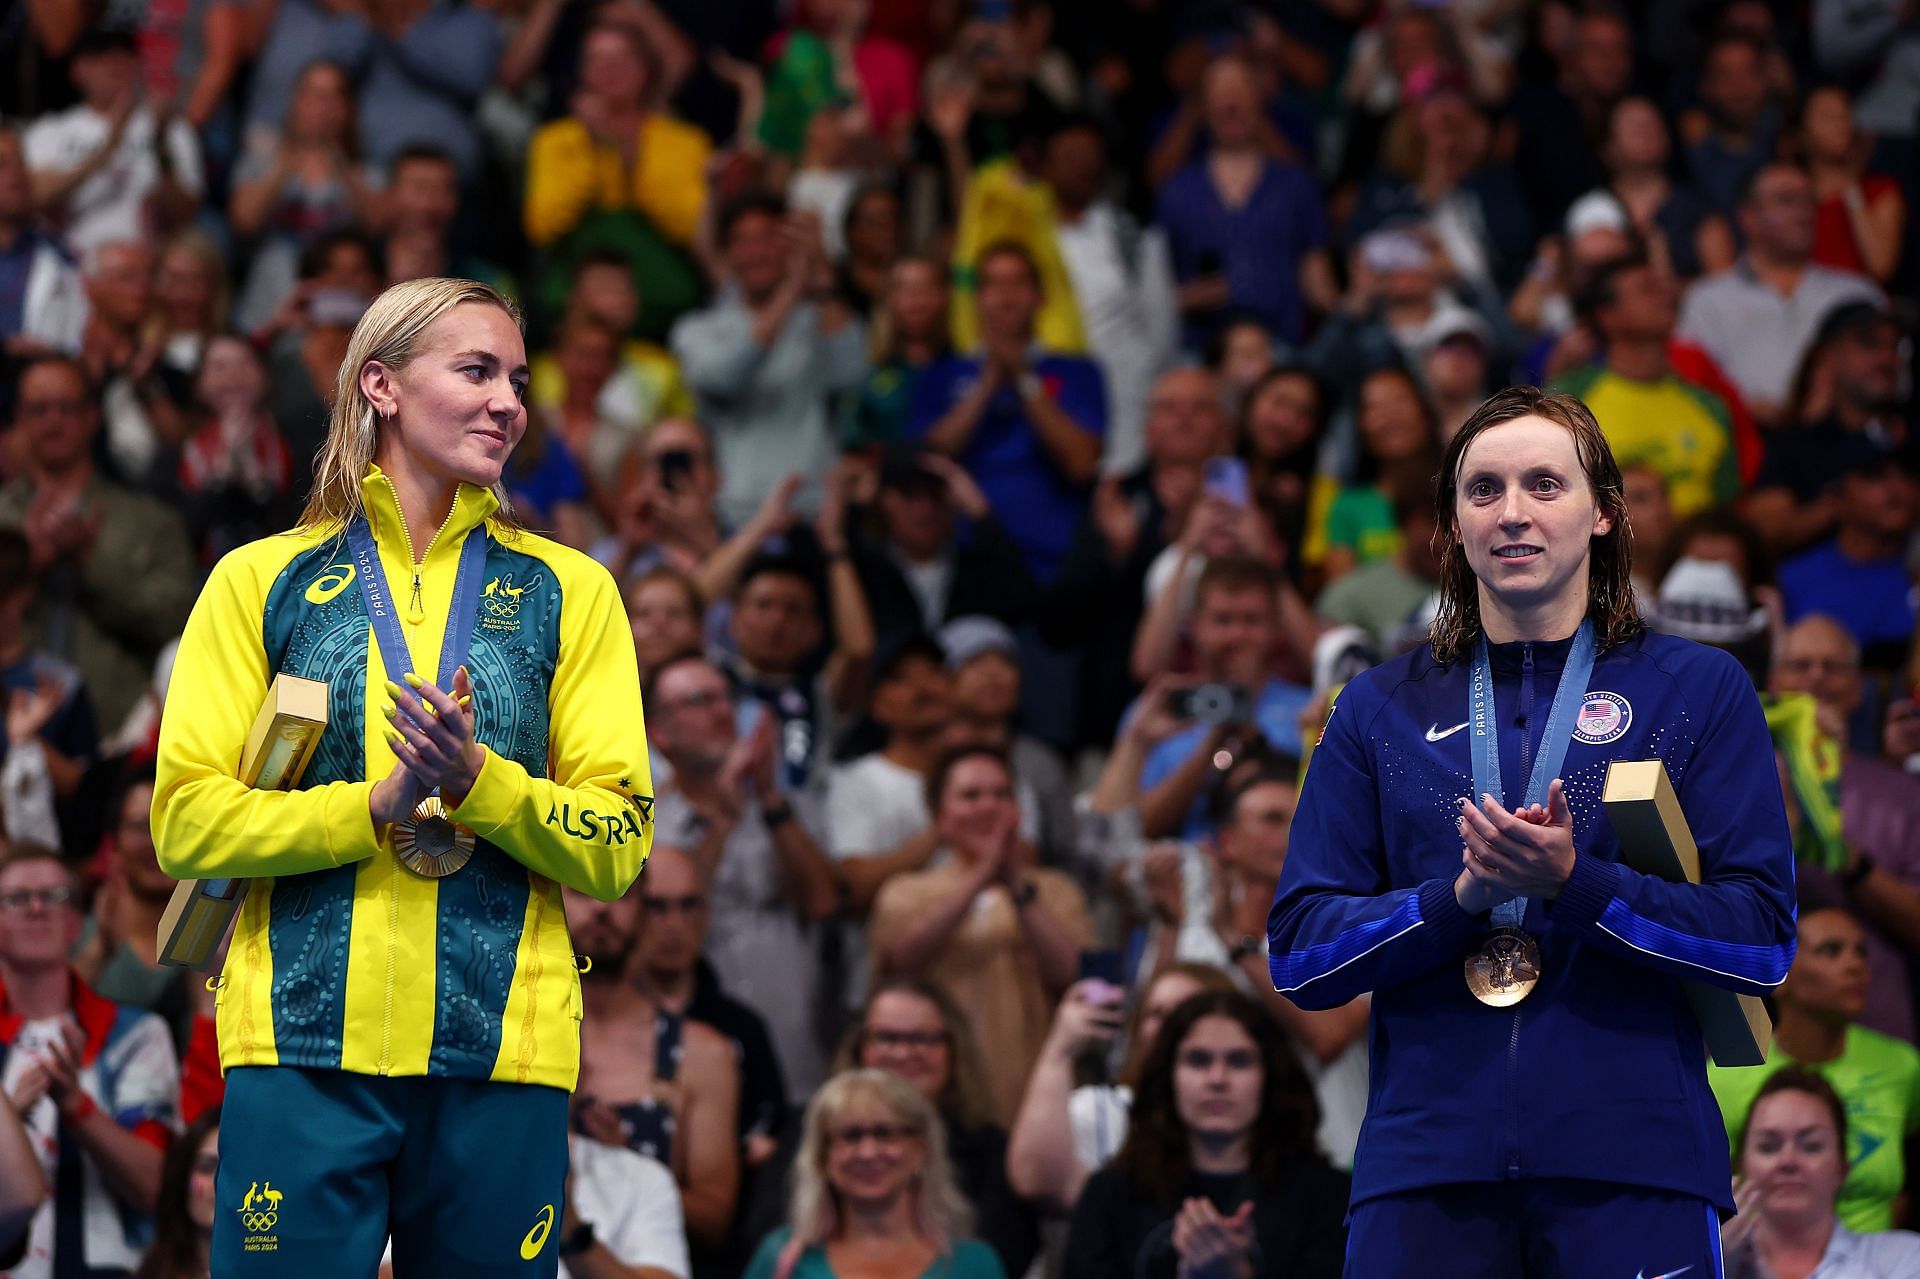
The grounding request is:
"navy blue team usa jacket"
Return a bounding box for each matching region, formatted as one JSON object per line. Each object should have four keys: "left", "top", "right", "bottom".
{"left": 1268, "top": 630, "right": 1797, "bottom": 1215}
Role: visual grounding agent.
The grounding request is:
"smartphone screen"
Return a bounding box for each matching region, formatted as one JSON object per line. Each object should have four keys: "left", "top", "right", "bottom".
{"left": 1203, "top": 456, "right": 1250, "bottom": 508}
{"left": 1077, "top": 948, "right": 1126, "bottom": 989}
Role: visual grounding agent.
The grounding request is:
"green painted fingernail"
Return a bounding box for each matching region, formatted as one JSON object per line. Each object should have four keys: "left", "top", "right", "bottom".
{"left": 383, "top": 680, "right": 406, "bottom": 699}
{"left": 381, "top": 703, "right": 397, "bottom": 720}
{"left": 403, "top": 672, "right": 425, "bottom": 689}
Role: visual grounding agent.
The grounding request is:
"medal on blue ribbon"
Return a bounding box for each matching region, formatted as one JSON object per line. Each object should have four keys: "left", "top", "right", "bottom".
{"left": 347, "top": 515, "right": 489, "bottom": 878}
{"left": 1463, "top": 618, "right": 1597, "bottom": 1006}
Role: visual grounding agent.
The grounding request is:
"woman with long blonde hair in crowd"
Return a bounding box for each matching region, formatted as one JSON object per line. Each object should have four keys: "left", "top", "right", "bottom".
{"left": 745, "top": 1069, "right": 1005, "bottom": 1279}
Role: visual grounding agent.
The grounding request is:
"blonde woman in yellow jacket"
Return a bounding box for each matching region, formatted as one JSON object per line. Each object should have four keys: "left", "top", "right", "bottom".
{"left": 153, "top": 277, "right": 654, "bottom": 1277}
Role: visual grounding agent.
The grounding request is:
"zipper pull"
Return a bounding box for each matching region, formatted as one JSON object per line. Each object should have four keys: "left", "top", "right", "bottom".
{"left": 407, "top": 571, "right": 425, "bottom": 624}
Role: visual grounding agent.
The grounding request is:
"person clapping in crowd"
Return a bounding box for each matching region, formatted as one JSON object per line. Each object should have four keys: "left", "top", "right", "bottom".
{"left": 1723, "top": 1070, "right": 1920, "bottom": 1278}
{"left": 1061, "top": 988, "right": 1348, "bottom": 1279}
{"left": 868, "top": 745, "right": 1092, "bottom": 1125}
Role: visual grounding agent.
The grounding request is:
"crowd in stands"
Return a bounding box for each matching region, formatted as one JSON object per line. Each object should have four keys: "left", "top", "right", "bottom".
{"left": 0, "top": 0, "right": 1918, "bottom": 1275}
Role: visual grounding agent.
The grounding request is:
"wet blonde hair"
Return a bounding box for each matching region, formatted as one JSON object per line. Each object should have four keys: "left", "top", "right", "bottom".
{"left": 776, "top": 1069, "right": 973, "bottom": 1279}
{"left": 298, "top": 277, "right": 524, "bottom": 531}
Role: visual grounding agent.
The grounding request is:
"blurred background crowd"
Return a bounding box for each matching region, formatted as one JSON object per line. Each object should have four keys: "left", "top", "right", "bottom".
{"left": 0, "top": 0, "right": 1918, "bottom": 1275}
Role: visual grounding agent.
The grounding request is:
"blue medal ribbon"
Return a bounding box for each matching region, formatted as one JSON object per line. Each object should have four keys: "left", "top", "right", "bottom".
{"left": 1469, "top": 617, "right": 1596, "bottom": 930}
{"left": 345, "top": 512, "right": 488, "bottom": 759}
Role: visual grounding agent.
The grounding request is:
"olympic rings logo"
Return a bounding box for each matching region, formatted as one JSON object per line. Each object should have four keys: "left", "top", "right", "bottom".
{"left": 241, "top": 1211, "right": 277, "bottom": 1232}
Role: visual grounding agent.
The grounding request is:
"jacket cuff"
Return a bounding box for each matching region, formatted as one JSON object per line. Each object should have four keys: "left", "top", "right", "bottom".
{"left": 324, "top": 781, "right": 380, "bottom": 866}
{"left": 1549, "top": 853, "right": 1624, "bottom": 928}
{"left": 448, "top": 745, "right": 516, "bottom": 834}
{"left": 1417, "top": 876, "right": 1481, "bottom": 952}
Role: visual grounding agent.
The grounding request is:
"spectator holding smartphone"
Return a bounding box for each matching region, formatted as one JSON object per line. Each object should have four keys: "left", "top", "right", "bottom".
{"left": 1007, "top": 962, "right": 1236, "bottom": 1214}
{"left": 1128, "top": 557, "right": 1314, "bottom": 841}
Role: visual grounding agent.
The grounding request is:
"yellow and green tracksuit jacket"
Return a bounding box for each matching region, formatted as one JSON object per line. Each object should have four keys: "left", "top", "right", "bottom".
{"left": 153, "top": 468, "right": 653, "bottom": 1091}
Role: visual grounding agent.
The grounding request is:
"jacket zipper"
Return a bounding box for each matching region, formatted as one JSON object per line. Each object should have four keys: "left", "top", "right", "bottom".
{"left": 1519, "top": 642, "right": 1535, "bottom": 785}
{"left": 1505, "top": 1012, "right": 1523, "bottom": 1178}
{"left": 374, "top": 479, "right": 460, "bottom": 1074}
{"left": 1506, "top": 642, "right": 1534, "bottom": 1177}
{"left": 382, "top": 476, "right": 459, "bottom": 624}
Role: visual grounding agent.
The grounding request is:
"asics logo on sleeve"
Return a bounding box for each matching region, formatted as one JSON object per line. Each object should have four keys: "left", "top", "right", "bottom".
{"left": 1426, "top": 722, "right": 1469, "bottom": 741}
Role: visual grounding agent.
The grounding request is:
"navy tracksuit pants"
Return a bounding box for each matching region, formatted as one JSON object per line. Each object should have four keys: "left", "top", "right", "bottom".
{"left": 1344, "top": 1178, "right": 1725, "bottom": 1279}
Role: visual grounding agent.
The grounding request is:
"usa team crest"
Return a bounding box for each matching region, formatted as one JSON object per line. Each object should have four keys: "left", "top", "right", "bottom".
{"left": 1574, "top": 691, "right": 1632, "bottom": 744}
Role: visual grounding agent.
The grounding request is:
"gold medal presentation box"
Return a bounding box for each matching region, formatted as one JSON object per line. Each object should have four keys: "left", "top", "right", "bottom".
{"left": 157, "top": 675, "right": 329, "bottom": 971}
{"left": 1601, "top": 759, "right": 1772, "bottom": 1068}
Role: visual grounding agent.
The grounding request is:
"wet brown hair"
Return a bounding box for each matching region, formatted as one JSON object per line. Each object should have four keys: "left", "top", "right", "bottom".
{"left": 1429, "top": 387, "right": 1642, "bottom": 665}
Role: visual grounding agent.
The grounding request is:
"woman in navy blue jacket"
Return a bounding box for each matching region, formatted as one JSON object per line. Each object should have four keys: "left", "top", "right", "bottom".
{"left": 1268, "top": 386, "right": 1796, "bottom": 1277}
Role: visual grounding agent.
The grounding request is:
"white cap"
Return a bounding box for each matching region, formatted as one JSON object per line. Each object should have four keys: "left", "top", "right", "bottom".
{"left": 1646, "top": 557, "right": 1768, "bottom": 645}
{"left": 1564, "top": 190, "right": 1630, "bottom": 240}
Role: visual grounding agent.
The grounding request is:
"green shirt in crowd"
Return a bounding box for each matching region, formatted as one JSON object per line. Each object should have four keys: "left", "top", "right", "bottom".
{"left": 1709, "top": 1024, "right": 1920, "bottom": 1233}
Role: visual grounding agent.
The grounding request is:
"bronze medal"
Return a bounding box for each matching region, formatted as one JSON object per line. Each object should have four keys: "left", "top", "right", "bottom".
{"left": 392, "top": 796, "right": 475, "bottom": 878}
{"left": 1465, "top": 926, "right": 1542, "bottom": 1006}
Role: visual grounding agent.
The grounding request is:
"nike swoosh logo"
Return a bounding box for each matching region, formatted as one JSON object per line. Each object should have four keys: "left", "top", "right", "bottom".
{"left": 1426, "top": 722, "right": 1469, "bottom": 741}
{"left": 520, "top": 1204, "right": 555, "bottom": 1260}
{"left": 1636, "top": 1267, "right": 1694, "bottom": 1279}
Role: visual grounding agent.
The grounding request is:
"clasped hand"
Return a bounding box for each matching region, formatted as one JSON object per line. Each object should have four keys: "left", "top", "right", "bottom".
{"left": 10, "top": 1018, "right": 86, "bottom": 1118}
{"left": 1173, "top": 1198, "right": 1255, "bottom": 1279}
{"left": 369, "top": 667, "right": 482, "bottom": 826}
{"left": 1454, "top": 778, "right": 1577, "bottom": 915}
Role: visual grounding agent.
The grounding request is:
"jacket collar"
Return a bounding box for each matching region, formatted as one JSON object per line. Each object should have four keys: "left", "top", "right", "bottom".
{"left": 358, "top": 465, "right": 498, "bottom": 560}
{"left": 1485, "top": 630, "right": 1580, "bottom": 674}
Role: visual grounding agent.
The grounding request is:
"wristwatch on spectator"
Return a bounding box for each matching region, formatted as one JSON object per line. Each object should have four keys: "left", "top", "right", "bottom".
{"left": 1017, "top": 371, "right": 1044, "bottom": 401}
{"left": 1229, "top": 934, "right": 1265, "bottom": 964}
{"left": 1011, "top": 879, "right": 1039, "bottom": 909}
{"left": 557, "top": 1222, "right": 595, "bottom": 1258}
{"left": 763, "top": 799, "right": 795, "bottom": 829}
